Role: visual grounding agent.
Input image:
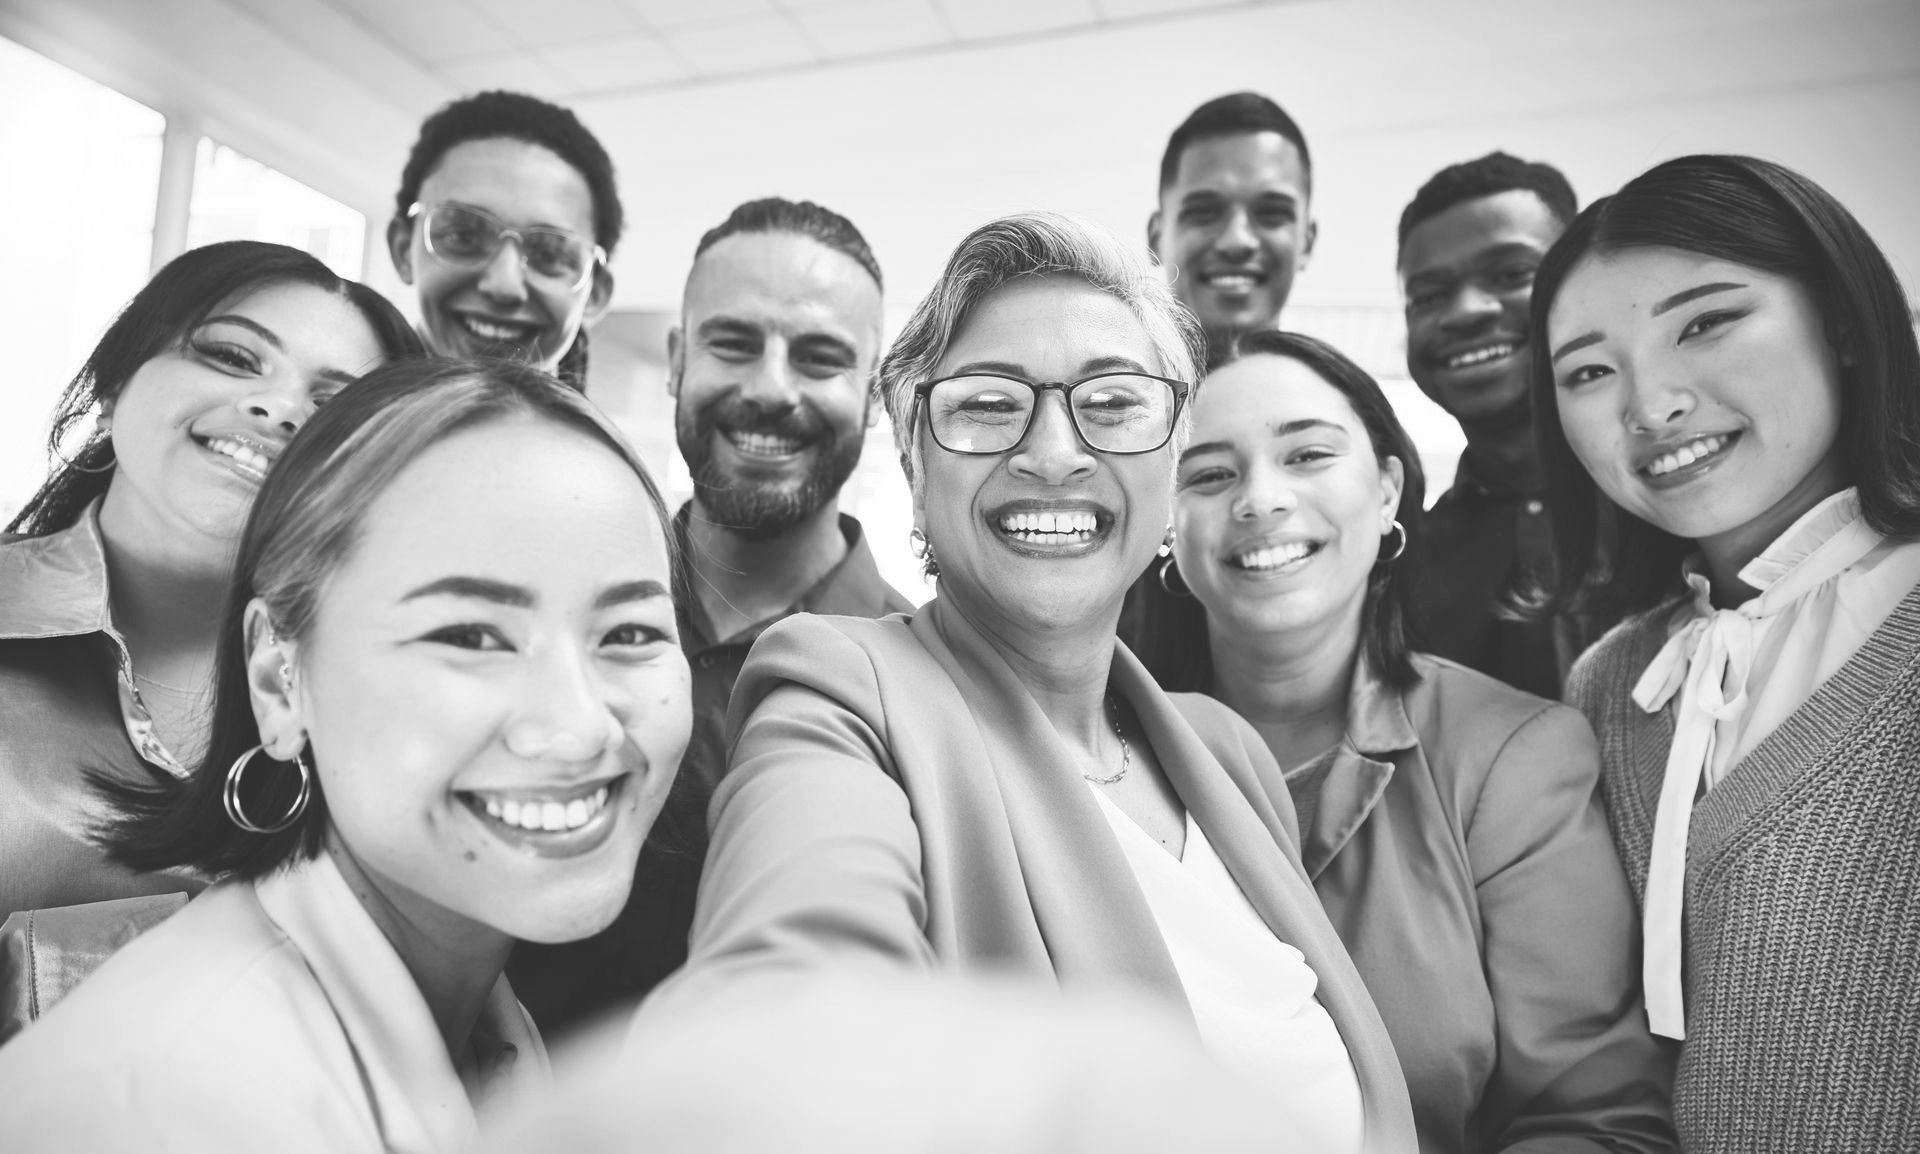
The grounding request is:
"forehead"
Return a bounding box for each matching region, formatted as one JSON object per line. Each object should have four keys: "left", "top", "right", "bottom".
{"left": 203, "top": 282, "right": 385, "bottom": 369}
{"left": 684, "top": 231, "right": 881, "bottom": 335}
{"left": 1549, "top": 247, "right": 1770, "bottom": 329}
{"left": 1399, "top": 189, "right": 1564, "bottom": 276}
{"left": 1192, "top": 354, "right": 1362, "bottom": 440}
{"left": 938, "top": 277, "right": 1158, "bottom": 374}
{"left": 1165, "top": 131, "right": 1308, "bottom": 200}
{"left": 417, "top": 138, "right": 596, "bottom": 233}
{"left": 344, "top": 415, "right": 667, "bottom": 590}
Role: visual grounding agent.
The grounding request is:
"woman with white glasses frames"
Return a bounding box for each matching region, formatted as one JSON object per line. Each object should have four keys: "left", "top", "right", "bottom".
{"left": 387, "top": 90, "right": 621, "bottom": 390}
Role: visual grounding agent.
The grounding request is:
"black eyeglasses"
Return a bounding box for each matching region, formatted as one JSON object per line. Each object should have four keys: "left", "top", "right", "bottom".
{"left": 407, "top": 202, "right": 605, "bottom": 291}
{"left": 913, "top": 371, "right": 1191, "bottom": 456}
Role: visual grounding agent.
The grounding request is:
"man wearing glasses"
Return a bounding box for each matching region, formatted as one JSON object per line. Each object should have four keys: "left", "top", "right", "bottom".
{"left": 509, "top": 197, "right": 912, "bottom": 1030}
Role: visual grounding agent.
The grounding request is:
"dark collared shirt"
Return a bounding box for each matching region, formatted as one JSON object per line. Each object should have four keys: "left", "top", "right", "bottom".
{"left": 508, "top": 508, "right": 911, "bottom": 1031}
{"left": 1408, "top": 454, "right": 1574, "bottom": 700}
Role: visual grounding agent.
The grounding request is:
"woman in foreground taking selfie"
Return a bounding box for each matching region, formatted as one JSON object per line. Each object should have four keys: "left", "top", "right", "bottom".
{"left": 0, "top": 360, "right": 692, "bottom": 1153}
{"left": 0, "top": 241, "right": 417, "bottom": 924}
{"left": 1536, "top": 154, "right": 1920, "bottom": 1153}
{"left": 656, "top": 212, "right": 1417, "bottom": 1151}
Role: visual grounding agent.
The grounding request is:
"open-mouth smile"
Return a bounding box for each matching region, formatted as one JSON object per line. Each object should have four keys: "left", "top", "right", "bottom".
{"left": 1640, "top": 432, "right": 1738, "bottom": 482}
{"left": 1227, "top": 539, "right": 1322, "bottom": 575}
{"left": 1442, "top": 341, "right": 1519, "bottom": 371}
{"left": 457, "top": 774, "right": 629, "bottom": 858}
{"left": 724, "top": 429, "right": 810, "bottom": 459}
{"left": 456, "top": 314, "right": 542, "bottom": 344}
{"left": 989, "top": 504, "right": 1111, "bottom": 555}
{"left": 194, "top": 433, "right": 279, "bottom": 483}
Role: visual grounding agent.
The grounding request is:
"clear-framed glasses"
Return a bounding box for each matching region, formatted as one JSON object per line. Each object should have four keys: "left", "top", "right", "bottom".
{"left": 407, "top": 202, "right": 605, "bottom": 292}
{"left": 914, "top": 371, "right": 1191, "bottom": 456}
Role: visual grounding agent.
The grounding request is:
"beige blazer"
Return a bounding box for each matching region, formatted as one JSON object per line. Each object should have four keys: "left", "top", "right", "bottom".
{"left": 671, "top": 597, "right": 1417, "bottom": 1152}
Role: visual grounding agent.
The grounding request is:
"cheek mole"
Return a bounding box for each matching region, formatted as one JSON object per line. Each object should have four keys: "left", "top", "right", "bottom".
{"left": 464, "top": 850, "right": 478, "bottom": 863}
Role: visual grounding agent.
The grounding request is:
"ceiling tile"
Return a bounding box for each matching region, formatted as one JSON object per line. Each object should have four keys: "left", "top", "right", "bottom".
{"left": 939, "top": 0, "right": 1101, "bottom": 40}
{"left": 463, "top": 0, "right": 642, "bottom": 48}
{"left": 662, "top": 12, "right": 817, "bottom": 75}
{"left": 544, "top": 33, "right": 691, "bottom": 91}
{"left": 325, "top": 0, "right": 520, "bottom": 64}
{"left": 434, "top": 50, "right": 573, "bottom": 97}
{"left": 623, "top": 0, "right": 777, "bottom": 29}
{"left": 791, "top": 0, "right": 950, "bottom": 57}
{"left": 1094, "top": 0, "right": 1240, "bottom": 19}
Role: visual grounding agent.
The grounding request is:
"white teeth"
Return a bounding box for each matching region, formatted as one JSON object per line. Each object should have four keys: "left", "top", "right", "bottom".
{"left": 1445, "top": 343, "right": 1515, "bottom": 370}
{"left": 1646, "top": 434, "right": 1729, "bottom": 477}
{"left": 205, "top": 437, "right": 272, "bottom": 474}
{"left": 1233, "top": 541, "right": 1315, "bottom": 571}
{"left": 475, "top": 785, "right": 611, "bottom": 834}
{"left": 729, "top": 431, "right": 806, "bottom": 456}
{"left": 461, "top": 316, "right": 535, "bottom": 342}
{"left": 1206, "top": 273, "right": 1258, "bottom": 291}
{"left": 998, "top": 510, "right": 1099, "bottom": 543}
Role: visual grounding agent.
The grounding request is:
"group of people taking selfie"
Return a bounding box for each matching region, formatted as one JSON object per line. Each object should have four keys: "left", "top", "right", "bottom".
{"left": 0, "top": 85, "right": 1914, "bottom": 1154}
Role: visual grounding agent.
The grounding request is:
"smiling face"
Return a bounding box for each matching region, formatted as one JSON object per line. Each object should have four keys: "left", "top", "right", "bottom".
{"left": 275, "top": 415, "right": 690, "bottom": 946}
{"left": 98, "top": 281, "right": 388, "bottom": 553}
{"left": 670, "top": 231, "right": 882, "bottom": 537}
{"left": 1151, "top": 131, "right": 1315, "bottom": 345}
{"left": 1400, "top": 189, "right": 1565, "bottom": 430}
{"left": 392, "top": 137, "right": 610, "bottom": 371}
{"left": 913, "top": 276, "right": 1175, "bottom": 638}
{"left": 1174, "top": 354, "right": 1402, "bottom": 651}
{"left": 1548, "top": 247, "right": 1846, "bottom": 572}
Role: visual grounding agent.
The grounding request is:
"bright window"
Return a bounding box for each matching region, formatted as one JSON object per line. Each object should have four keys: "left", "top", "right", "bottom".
{"left": 187, "top": 139, "right": 365, "bottom": 279}
{"left": 0, "top": 35, "right": 165, "bottom": 523}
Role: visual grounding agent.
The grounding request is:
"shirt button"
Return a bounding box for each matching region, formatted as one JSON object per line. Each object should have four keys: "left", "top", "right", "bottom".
{"left": 1525, "top": 499, "right": 1544, "bottom": 515}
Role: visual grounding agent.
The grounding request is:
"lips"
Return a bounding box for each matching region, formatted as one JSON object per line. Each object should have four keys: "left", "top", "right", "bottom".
{"left": 1638, "top": 431, "right": 1739, "bottom": 479}
{"left": 457, "top": 774, "right": 629, "bottom": 858}
{"left": 194, "top": 432, "right": 282, "bottom": 483}
{"left": 724, "top": 429, "right": 809, "bottom": 459}
{"left": 1438, "top": 339, "right": 1521, "bottom": 372}
{"left": 455, "top": 313, "right": 542, "bottom": 345}
{"left": 988, "top": 501, "right": 1110, "bottom": 553}
{"left": 1200, "top": 268, "right": 1268, "bottom": 296}
{"left": 1227, "top": 538, "right": 1321, "bottom": 574}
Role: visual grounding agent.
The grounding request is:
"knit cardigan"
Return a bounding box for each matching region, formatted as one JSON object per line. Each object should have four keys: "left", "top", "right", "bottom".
{"left": 1565, "top": 582, "right": 1920, "bottom": 1154}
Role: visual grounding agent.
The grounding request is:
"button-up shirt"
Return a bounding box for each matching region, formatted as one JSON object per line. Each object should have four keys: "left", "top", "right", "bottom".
{"left": 0, "top": 852, "right": 548, "bottom": 1153}
{"left": 0, "top": 507, "right": 204, "bottom": 923}
{"left": 508, "top": 508, "right": 912, "bottom": 1031}
{"left": 1410, "top": 453, "right": 1584, "bottom": 700}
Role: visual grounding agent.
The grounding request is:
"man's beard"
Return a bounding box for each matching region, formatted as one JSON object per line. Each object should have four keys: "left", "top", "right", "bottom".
{"left": 677, "top": 393, "right": 865, "bottom": 540}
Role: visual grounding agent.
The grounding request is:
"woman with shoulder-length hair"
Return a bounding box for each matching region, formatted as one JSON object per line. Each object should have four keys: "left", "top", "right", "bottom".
{"left": 0, "top": 241, "right": 418, "bottom": 924}
{"left": 1142, "top": 329, "right": 1673, "bottom": 1153}
{"left": 0, "top": 359, "right": 692, "bottom": 1153}
{"left": 1533, "top": 153, "right": 1920, "bottom": 1153}
{"left": 654, "top": 212, "right": 1417, "bottom": 1152}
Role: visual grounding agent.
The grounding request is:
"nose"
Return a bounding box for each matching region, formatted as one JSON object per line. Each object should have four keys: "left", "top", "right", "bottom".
{"left": 237, "top": 379, "right": 314, "bottom": 437}
{"left": 1233, "top": 460, "right": 1297, "bottom": 520}
{"left": 737, "top": 342, "right": 800, "bottom": 413}
{"left": 1623, "top": 371, "right": 1697, "bottom": 434}
{"left": 1008, "top": 391, "right": 1097, "bottom": 484}
{"left": 1438, "top": 283, "right": 1502, "bottom": 333}
{"left": 476, "top": 239, "right": 530, "bottom": 303}
{"left": 1214, "top": 207, "right": 1257, "bottom": 261}
{"left": 503, "top": 643, "right": 623, "bottom": 764}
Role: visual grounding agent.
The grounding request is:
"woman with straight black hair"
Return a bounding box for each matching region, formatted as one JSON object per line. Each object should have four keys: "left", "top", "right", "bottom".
{"left": 0, "top": 359, "right": 692, "bottom": 1152}
{"left": 1533, "top": 153, "right": 1920, "bottom": 1153}
{"left": 0, "top": 241, "right": 418, "bottom": 924}
{"left": 1150, "top": 330, "right": 1671, "bottom": 1153}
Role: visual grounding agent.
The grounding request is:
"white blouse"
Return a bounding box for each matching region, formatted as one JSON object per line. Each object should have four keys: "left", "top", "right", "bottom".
{"left": 1090, "top": 786, "right": 1364, "bottom": 1154}
{"left": 1632, "top": 488, "right": 1920, "bottom": 1039}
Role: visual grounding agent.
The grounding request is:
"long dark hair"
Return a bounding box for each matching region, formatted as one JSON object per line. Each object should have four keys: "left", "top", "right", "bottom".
{"left": 95, "top": 358, "right": 680, "bottom": 880}
{"left": 1142, "top": 330, "right": 1428, "bottom": 690}
{"left": 1529, "top": 154, "right": 1920, "bottom": 619}
{"left": 7, "top": 241, "right": 419, "bottom": 537}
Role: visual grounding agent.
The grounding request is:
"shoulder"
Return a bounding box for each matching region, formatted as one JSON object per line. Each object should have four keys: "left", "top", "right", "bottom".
{"left": 729, "top": 612, "right": 923, "bottom": 737}
{"left": 1403, "top": 654, "right": 1600, "bottom": 792}
{"left": 1563, "top": 605, "right": 1675, "bottom": 717}
{"left": 1165, "top": 690, "right": 1260, "bottom": 751}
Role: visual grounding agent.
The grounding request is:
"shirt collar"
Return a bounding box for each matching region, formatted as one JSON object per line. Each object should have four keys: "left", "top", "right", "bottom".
{"left": 1343, "top": 653, "right": 1421, "bottom": 758}
{"left": 254, "top": 854, "right": 548, "bottom": 1153}
{"left": 0, "top": 503, "right": 115, "bottom": 640}
{"left": 1676, "top": 487, "right": 1877, "bottom": 616}
{"left": 674, "top": 504, "right": 907, "bottom": 646}
{"left": 1448, "top": 447, "right": 1541, "bottom": 502}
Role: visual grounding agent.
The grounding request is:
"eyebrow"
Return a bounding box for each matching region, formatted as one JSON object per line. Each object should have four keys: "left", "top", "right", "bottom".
{"left": 1551, "top": 333, "right": 1603, "bottom": 363}
{"left": 197, "top": 315, "right": 363, "bottom": 386}
{"left": 401, "top": 575, "right": 670, "bottom": 610}
{"left": 1178, "top": 420, "right": 1344, "bottom": 464}
{"left": 948, "top": 355, "right": 1153, "bottom": 379}
{"left": 1651, "top": 281, "right": 1747, "bottom": 316}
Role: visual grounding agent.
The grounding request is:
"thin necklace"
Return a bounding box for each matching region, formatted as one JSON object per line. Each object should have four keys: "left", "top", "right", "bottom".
{"left": 133, "top": 669, "right": 199, "bottom": 695}
{"left": 1083, "top": 693, "right": 1132, "bottom": 786}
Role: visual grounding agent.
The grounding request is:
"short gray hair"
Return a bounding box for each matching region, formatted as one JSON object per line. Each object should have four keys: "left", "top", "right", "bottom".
{"left": 876, "top": 211, "right": 1204, "bottom": 485}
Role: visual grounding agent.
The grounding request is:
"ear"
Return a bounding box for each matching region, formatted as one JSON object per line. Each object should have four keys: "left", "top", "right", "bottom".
{"left": 1146, "top": 210, "right": 1163, "bottom": 263}
{"left": 386, "top": 216, "right": 415, "bottom": 285}
{"left": 243, "top": 599, "right": 306, "bottom": 759}
{"left": 1378, "top": 454, "right": 1406, "bottom": 530}
{"left": 1299, "top": 216, "right": 1319, "bottom": 270}
{"left": 666, "top": 324, "right": 685, "bottom": 399}
{"left": 583, "top": 262, "right": 616, "bottom": 325}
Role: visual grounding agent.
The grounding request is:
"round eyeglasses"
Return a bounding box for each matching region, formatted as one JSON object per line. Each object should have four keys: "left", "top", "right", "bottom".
{"left": 914, "top": 371, "right": 1191, "bottom": 456}
{"left": 407, "top": 202, "right": 605, "bottom": 292}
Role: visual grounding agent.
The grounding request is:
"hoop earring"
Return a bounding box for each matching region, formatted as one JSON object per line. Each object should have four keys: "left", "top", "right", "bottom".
{"left": 61, "top": 434, "right": 117, "bottom": 475}
{"left": 1157, "top": 555, "right": 1192, "bottom": 598}
{"left": 909, "top": 527, "right": 940, "bottom": 578}
{"left": 223, "top": 743, "right": 313, "bottom": 834}
{"left": 1378, "top": 520, "right": 1408, "bottom": 564}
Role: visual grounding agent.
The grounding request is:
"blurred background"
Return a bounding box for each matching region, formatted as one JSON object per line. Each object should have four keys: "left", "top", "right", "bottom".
{"left": 3, "top": 0, "right": 1916, "bottom": 600}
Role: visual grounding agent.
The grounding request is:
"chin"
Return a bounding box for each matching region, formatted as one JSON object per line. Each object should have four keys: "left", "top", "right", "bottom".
{"left": 500, "top": 885, "right": 633, "bottom": 945}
